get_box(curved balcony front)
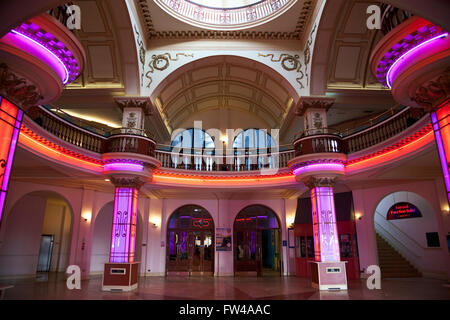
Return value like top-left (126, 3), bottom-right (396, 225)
top-left (13, 102), bottom-right (435, 189)
top-left (370, 16), bottom-right (449, 110)
top-left (0, 13), bottom-right (85, 108)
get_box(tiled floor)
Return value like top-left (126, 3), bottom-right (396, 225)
top-left (1, 273), bottom-right (449, 300)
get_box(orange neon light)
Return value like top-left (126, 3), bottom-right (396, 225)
top-left (19, 131), bottom-right (103, 172)
top-left (346, 130), bottom-right (434, 170)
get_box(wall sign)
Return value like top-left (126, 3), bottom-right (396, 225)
top-left (216, 228), bottom-right (232, 252)
top-left (387, 202), bottom-right (422, 220)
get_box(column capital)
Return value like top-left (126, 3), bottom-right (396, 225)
top-left (114, 96), bottom-right (153, 116)
top-left (304, 176), bottom-right (338, 189)
top-left (411, 67), bottom-right (450, 112)
top-left (295, 96), bottom-right (335, 116)
top-left (110, 176), bottom-right (145, 189)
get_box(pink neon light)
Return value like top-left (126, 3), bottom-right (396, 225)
top-left (103, 163), bottom-right (144, 172)
top-left (293, 163), bottom-right (345, 176)
top-left (0, 98), bottom-right (23, 226)
top-left (431, 111), bottom-right (450, 205)
top-left (9, 29), bottom-right (70, 84)
top-left (311, 186), bottom-right (340, 262)
top-left (386, 33), bottom-right (448, 89)
top-left (110, 187), bottom-right (139, 263)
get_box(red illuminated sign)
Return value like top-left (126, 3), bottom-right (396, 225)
top-left (387, 202), bottom-right (422, 220)
top-left (192, 218), bottom-right (212, 228)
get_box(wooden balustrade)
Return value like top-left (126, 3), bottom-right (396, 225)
top-left (155, 150), bottom-right (296, 171)
top-left (25, 104), bottom-right (426, 172)
top-left (380, 4), bottom-right (413, 35)
top-left (27, 105), bottom-right (105, 153)
top-left (103, 134), bottom-right (156, 157)
top-left (293, 135), bottom-right (345, 157)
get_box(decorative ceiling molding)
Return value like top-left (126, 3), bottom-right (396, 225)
top-left (137, 0), bottom-right (315, 40)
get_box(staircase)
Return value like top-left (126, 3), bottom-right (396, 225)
top-left (376, 233), bottom-right (421, 278)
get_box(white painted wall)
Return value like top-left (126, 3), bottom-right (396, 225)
top-left (353, 179), bottom-right (450, 280)
top-left (0, 194), bottom-right (47, 277)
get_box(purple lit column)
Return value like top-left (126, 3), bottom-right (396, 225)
top-left (306, 178), bottom-right (341, 262)
top-left (109, 179), bottom-right (141, 263)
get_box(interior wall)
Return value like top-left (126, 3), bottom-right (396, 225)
top-left (0, 194), bottom-right (47, 277)
top-left (41, 199), bottom-right (72, 272)
top-left (144, 198), bottom-right (289, 277)
top-left (352, 179), bottom-right (450, 280)
top-left (374, 191), bottom-right (446, 277)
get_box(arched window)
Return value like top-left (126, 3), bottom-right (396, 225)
top-left (171, 128), bottom-right (215, 154)
top-left (170, 128), bottom-right (216, 170)
top-left (232, 129), bottom-right (277, 171)
top-left (232, 129), bottom-right (275, 151)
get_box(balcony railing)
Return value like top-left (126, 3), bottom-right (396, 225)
top-left (24, 104), bottom-right (429, 172)
top-left (155, 149), bottom-right (295, 172)
top-left (380, 4), bottom-right (413, 35)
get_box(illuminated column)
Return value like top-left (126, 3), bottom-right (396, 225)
top-left (109, 179), bottom-right (142, 263)
top-left (0, 96), bottom-right (23, 227)
top-left (412, 69), bottom-right (450, 205)
top-left (305, 177), bottom-right (341, 263)
top-left (101, 174), bottom-right (146, 292)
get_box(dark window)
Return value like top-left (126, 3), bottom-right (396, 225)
top-left (426, 232), bottom-right (440, 247)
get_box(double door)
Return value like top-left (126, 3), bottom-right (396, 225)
top-left (167, 230), bottom-right (214, 275)
top-left (234, 229), bottom-right (280, 276)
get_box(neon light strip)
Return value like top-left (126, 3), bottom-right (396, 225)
top-left (293, 163), bottom-right (345, 176)
top-left (103, 163), bottom-right (144, 172)
top-left (386, 33), bottom-right (448, 89)
top-left (431, 112), bottom-right (450, 205)
top-left (10, 29), bottom-right (70, 84)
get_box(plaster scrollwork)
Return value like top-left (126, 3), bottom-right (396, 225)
top-left (134, 25), bottom-right (146, 87)
top-left (412, 68), bottom-right (450, 111)
top-left (145, 53), bottom-right (194, 88)
top-left (0, 63), bottom-right (43, 108)
top-left (304, 23), bottom-right (317, 86)
top-left (258, 53), bottom-right (305, 89)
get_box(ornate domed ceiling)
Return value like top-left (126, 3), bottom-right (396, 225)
top-left (154, 0), bottom-right (297, 30)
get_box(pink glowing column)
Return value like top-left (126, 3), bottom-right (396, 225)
top-left (110, 187), bottom-right (139, 263)
top-left (310, 185), bottom-right (341, 262)
top-left (0, 97), bottom-right (23, 227)
top-left (431, 100), bottom-right (450, 206)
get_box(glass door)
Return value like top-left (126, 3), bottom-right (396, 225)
top-left (167, 231), bottom-right (189, 272)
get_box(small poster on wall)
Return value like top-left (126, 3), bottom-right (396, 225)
top-left (216, 227), bottom-right (232, 251)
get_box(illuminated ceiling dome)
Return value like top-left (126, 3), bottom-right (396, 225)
top-left (155, 0), bottom-right (297, 30)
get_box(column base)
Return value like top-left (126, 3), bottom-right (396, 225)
top-left (102, 262), bottom-right (140, 292)
top-left (310, 261), bottom-right (348, 291)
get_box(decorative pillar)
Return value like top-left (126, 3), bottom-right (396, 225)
top-left (102, 176), bottom-right (145, 292)
top-left (295, 96), bottom-right (335, 135)
top-left (109, 177), bottom-right (144, 263)
top-left (303, 176), bottom-right (347, 290)
top-left (0, 96), bottom-right (23, 227)
top-left (305, 177), bottom-right (341, 263)
top-left (114, 96), bottom-right (152, 135)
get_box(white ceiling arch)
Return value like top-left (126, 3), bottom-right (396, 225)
top-left (150, 55), bottom-right (300, 133)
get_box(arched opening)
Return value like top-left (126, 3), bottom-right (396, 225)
top-left (90, 201), bottom-right (143, 275)
top-left (373, 191), bottom-right (442, 278)
top-left (0, 191), bottom-right (73, 278)
top-left (233, 205), bottom-right (281, 277)
top-left (166, 205), bottom-right (215, 276)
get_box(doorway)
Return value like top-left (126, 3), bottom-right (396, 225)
top-left (37, 235), bottom-right (54, 272)
top-left (234, 205), bottom-right (281, 276)
top-left (166, 205), bottom-right (214, 276)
